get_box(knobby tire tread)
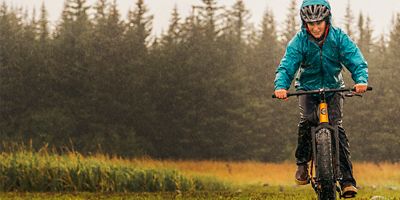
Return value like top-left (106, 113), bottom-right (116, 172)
top-left (315, 128), bottom-right (336, 200)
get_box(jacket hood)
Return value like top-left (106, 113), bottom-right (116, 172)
top-left (301, 0), bottom-right (331, 11)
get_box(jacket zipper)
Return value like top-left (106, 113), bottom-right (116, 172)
top-left (320, 47), bottom-right (324, 88)
top-left (310, 39), bottom-right (324, 89)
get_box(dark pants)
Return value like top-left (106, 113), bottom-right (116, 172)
top-left (295, 93), bottom-right (356, 187)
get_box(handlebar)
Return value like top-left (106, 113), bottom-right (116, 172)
top-left (272, 86), bottom-right (373, 98)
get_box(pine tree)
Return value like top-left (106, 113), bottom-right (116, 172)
top-left (387, 14), bottom-right (400, 78)
top-left (364, 16), bottom-right (373, 58)
top-left (200, 0), bottom-right (219, 39)
top-left (51, 0), bottom-right (93, 149)
top-left (229, 0), bottom-right (250, 43)
top-left (91, 0), bottom-right (124, 65)
top-left (125, 0), bottom-right (153, 62)
top-left (357, 13), bottom-right (373, 59)
top-left (86, 0), bottom-right (136, 154)
top-left (161, 5), bottom-right (181, 46)
top-left (259, 8), bottom-right (280, 66)
top-left (0, 5), bottom-right (49, 144)
top-left (38, 2), bottom-right (49, 44)
top-left (386, 13), bottom-right (400, 156)
top-left (94, 0), bottom-right (107, 21)
top-left (388, 14), bottom-right (400, 51)
top-left (282, 0), bottom-right (299, 45)
top-left (343, 0), bottom-right (354, 39)
top-left (250, 8), bottom-right (294, 161)
top-left (357, 13), bottom-right (364, 44)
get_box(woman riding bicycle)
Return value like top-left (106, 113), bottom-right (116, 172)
top-left (273, 0), bottom-right (368, 197)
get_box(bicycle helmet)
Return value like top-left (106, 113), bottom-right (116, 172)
top-left (300, 4), bottom-right (330, 23)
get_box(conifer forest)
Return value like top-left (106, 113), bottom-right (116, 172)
top-left (1, 0), bottom-right (399, 162)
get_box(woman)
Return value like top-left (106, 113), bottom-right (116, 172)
top-left (273, 0), bottom-right (368, 197)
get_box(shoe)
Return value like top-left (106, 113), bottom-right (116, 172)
top-left (341, 184), bottom-right (358, 198)
top-left (295, 164), bottom-right (310, 185)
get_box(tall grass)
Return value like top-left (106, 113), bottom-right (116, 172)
top-left (128, 159), bottom-right (400, 188)
top-left (0, 146), bottom-right (227, 192)
top-left (1, 143), bottom-right (398, 194)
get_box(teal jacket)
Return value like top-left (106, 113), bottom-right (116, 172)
top-left (274, 0), bottom-right (368, 91)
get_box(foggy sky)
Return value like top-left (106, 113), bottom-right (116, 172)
top-left (5, 0), bottom-right (400, 37)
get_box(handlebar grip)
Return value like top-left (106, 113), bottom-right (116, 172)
top-left (272, 93), bottom-right (293, 98)
top-left (352, 86), bottom-right (373, 91)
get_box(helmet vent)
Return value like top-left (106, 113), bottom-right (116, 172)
top-left (300, 4), bottom-right (330, 23)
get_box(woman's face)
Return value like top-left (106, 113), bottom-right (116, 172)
top-left (307, 20), bottom-right (326, 39)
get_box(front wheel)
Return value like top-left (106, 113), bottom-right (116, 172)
top-left (315, 128), bottom-right (336, 200)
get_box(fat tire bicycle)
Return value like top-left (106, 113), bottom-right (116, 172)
top-left (273, 86), bottom-right (372, 200)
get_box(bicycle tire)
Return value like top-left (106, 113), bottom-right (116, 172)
top-left (315, 128), bottom-right (336, 200)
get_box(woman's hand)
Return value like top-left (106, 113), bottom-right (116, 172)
top-left (354, 84), bottom-right (368, 94)
top-left (274, 89), bottom-right (288, 100)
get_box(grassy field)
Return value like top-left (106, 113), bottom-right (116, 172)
top-left (130, 158), bottom-right (400, 188)
top-left (0, 148), bottom-right (399, 199)
top-left (0, 186), bottom-right (399, 199)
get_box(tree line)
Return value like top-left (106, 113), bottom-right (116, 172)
top-left (0, 0), bottom-right (399, 162)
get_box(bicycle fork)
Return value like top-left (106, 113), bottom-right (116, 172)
top-left (310, 100), bottom-right (343, 196)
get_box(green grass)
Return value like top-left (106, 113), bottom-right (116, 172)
top-left (0, 185), bottom-right (399, 199)
top-left (0, 150), bottom-right (228, 193)
top-left (0, 146), bottom-right (399, 199)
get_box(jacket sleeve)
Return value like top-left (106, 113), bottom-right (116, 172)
top-left (339, 31), bottom-right (368, 84)
top-left (274, 35), bottom-right (304, 90)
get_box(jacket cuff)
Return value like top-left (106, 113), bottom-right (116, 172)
top-left (274, 85), bottom-right (288, 90)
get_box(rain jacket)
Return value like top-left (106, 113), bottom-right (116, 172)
top-left (274, 0), bottom-right (368, 91)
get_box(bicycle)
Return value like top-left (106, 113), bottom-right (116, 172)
top-left (273, 86), bottom-right (372, 200)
